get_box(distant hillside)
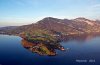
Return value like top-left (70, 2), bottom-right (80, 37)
top-left (0, 26), bottom-right (18, 30)
top-left (0, 17), bottom-right (100, 35)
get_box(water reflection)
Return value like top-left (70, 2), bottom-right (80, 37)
top-left (21, 39), bottom-right (65, 56)
top-left (63, 34), bottom-right (100, 42)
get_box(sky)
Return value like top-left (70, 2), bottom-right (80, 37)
top-left (0, 0), bottom-right (100, 27)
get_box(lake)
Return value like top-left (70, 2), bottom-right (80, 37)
top-left (0, 34), bottom-right (100, 65)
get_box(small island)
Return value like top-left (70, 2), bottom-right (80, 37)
top-left (20, 32), bottom-right (65, 56)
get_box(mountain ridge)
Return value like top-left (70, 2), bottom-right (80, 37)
top-left (0, 17), bottom-right (100, 36)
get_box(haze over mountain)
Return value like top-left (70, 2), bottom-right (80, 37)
top-left (0, 17), bottom-right (100, 36)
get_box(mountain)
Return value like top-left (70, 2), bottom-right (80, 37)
top-left (0, 26), bottom-right (18, 34)
top-left (0, 17), bottom-right (100, 35)
top-left (0, 26), bottom-right (18, 30)
top-left (72, 17), bottom-right (100, 33)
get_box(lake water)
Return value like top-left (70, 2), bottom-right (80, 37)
top-left (0, 34), bottom-right (100, 65)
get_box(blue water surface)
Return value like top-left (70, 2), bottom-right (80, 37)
top-left (0, 34), bottom-right (100, 65)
